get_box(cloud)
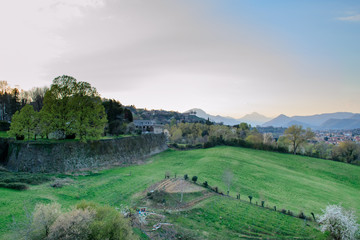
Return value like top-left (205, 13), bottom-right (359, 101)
top-left (337, 14), bottom-right (360, 22)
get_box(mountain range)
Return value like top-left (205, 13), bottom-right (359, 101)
top-left (185, 108), bottom-right (271, 126)
top-left (185, 108), bottom-right (360, 130)
top-left (262, 112), bottom-right (360, 130)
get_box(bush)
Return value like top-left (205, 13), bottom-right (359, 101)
top-left (50, 178), bottom-right (74, 188)
top-left (0, 182), bottom-right (28, 190)
top-left (76, 201), bottom-right (138, 240)
top-left (184, 174), bottom-right (188, 180)
top-left (48, 208), bottom-right (94, 240)
top-left (30, 202), bottom-right (62, 240)
top-left (192, 176), bottom-right (198, 183)
top-left (298, 211), bottom-right (306, 219)
top-left (318, 204), bottom-right (359, 240)
top-left (203, 181), bottom-right (208, 188)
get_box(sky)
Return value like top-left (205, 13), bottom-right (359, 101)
top-left (0, 0), bottom-right (359, 118)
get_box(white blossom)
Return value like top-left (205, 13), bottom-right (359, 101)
top-left (318, 204), bottom-right (359, 240)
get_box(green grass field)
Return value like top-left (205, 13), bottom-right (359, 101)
top-left (1, 146), bottom-right (359, 239)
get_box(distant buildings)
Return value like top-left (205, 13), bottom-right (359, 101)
top-left (133, 120), bottom-right (164, 134)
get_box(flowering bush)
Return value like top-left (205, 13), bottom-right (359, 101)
top-left (318, 204), bottom-right (359, 240)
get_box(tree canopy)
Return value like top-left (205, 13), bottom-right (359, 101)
top-left (10, 76), bottom-right (107, 141)
top-left (8, 105), bottom-right (38, 140)
top-left (284, 125), bottom-right (315, 154)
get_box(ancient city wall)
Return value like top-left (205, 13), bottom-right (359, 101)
top-left (5, 134), bottom-right (167, 173)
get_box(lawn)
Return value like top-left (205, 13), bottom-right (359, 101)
top-left (1, 146), bottom-right (359, 239)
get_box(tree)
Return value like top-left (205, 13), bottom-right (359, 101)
top-left (42, 75), bottom-right (107, 141)
top-left (334, 141), bottom-right (360, 164)
top-left (318, 204), bottom-right (359, 240)
top-left (8, 105), bottom-right (38, 140)
top-left (29, 86), bottom-right (48, 111)
top-left (284, 125), bottom-right (315, 154)
top-left (70, 93), bottom-right (107, 141)
top-left (192, 176), bottom-right (198, 183)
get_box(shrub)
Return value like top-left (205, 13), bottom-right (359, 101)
top-left (0, 182), bottom-right (28, 190)
top-left (298, 211), bottom-right (306, 219)
top-left (213, 186), bottom-right (218, 193)
top-left (30, 202), bottom-right (62, 239)
top-left (184, 174), bottom-right (188, 180)
top-left (192, 176), bottom-right (198, 183)
top-left (76, 201), bottom-right (138, 240)
top-left (248, 195), bottom-right (253, 203)
top-left (287, 210), bottom-right (294, 216)
top-left (203, 181), bottom-right (208, 188)
top-left (48, 208), bottom-right (94, 240)
top-left (50, 178), bottom-right (74, 188)
top-left (318, 204), bottom-right (359, 240)
top-left (281, 209), bottom-right (287, 214)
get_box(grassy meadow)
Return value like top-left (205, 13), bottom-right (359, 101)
top-left (1, 146), bottom-right (359, 239)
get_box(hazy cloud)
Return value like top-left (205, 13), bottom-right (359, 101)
top-left (337, 14), bottom-right (360, 22)
top-left (0, 0), bottom-right (359, 117)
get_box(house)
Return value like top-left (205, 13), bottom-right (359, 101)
top-left (134, 120), bottom-right (164, 134)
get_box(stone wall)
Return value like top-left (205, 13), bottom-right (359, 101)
top-left (5, 134), bottom-right (167, 173)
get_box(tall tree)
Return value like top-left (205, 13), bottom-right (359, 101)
top-left (284, 125), bottom-right (315, 154)
top-left (8, 105), bottom-right (38, 140)
top-left (42, 75), bottom-right (107, 141)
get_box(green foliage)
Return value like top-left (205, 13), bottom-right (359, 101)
top-left (8, 105), bottom-right (38, 140)
top-left (76, 201), bottom-right (138, 240)
top-left (332, 141), bottom-right (360, 164)
top-left (47, 208), bottom-right (94, 240)
top-left (284, 125), bottom-right (315, 154)
top-left (192, 176), bottom-right (198, 183)
top-left (0, 170), bottom-right (52, 191)
top-left (42, 75), bottom-right (107, 141)
top-left (0, 182), bottom-right (28, 190)
top-left (102, 99), bottom-right (133, 136)
top-left (30, 202), bottom-right (62, 240)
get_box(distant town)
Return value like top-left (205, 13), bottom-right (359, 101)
top-left (314, 129), bottom-right (360, 145)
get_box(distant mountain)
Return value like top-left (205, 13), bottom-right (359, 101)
top-left (185, 108), bottom-right (270, 126)
top-left (262, 114), bottom-right (292, 127)
top-left (238, 112), bottom-right (271, 126)
top-left (185, 108), bottom-right (241, 125)
top-left (320, 119), bottom-right (360, 130)
top-left (263, 112), bottom-right (360, 130)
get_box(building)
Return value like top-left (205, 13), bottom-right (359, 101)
top-left (133, 120), bottom-right (164, 134)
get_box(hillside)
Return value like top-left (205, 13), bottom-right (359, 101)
top-left (1, 146), bottom-right (359, 239)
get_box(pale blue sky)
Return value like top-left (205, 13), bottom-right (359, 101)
top-left (0, 0), bottom-right (359, 117)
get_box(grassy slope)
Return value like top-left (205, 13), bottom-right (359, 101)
top-left (1, 146), bottom-right (359, 239)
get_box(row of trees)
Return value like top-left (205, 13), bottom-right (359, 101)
top-left (166, 122), bottom-right (360, 164)
top-left (0, 81), bottom-right (48, 122)
top-left (9, 76), bottom-right (107, 141)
